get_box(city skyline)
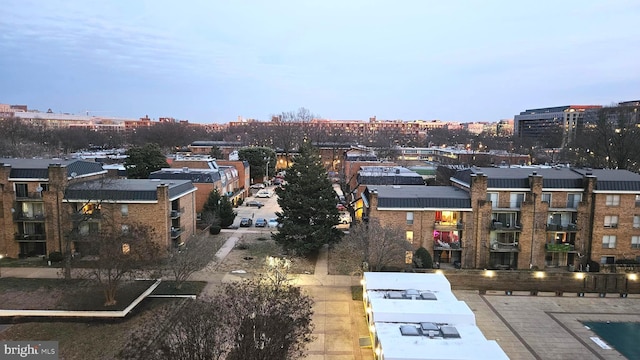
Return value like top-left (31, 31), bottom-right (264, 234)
top-left (1, 0), bottom-right (639, 123)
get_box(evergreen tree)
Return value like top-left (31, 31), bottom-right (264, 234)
top-left (273, 143), bottom-right (342, 255)
top-left (202, 189), bottom-right (236, 227)
top-left (218, 195), bottom-right (236, 227)
top-left (124, 143), bottom-right (169, 179)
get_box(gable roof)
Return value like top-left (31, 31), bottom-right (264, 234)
top-left (65, 179), bottom-right (195, 202)
top-left (368, 185), bottom-right (471, 210)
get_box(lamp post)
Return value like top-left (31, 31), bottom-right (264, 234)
top-left (0, 254), bottom-right (4, 277)
top-left (264, 157), bottom-right (271, 185)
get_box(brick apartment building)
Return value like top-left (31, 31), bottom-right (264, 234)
top-left (0, 159), bottom-right (196, 258)
top-left (363, 167), bottom-right (640, 271)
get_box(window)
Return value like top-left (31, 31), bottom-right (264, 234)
top-left (122, 243), bottom-right (130, 254)
top-left (567, 193), bottom-right (581, 208)
top-left (541, 193), bottom-right (552, 204)
top-left (121, 204), bottom-right (129, 217)
top-left (634, 215), bottom-right (640, 229)
top-left (39, 183), bottom-right (49, 192)
top-left (636, 195), bottom-right (640, 207)
top-left (406, 212), bottom-right (413, 225)
top-left (602, 235), bottom-right (616, 249)
top-left (15, 183), bottom-right (28, 198)
top-left (604, 216), bottom-right (619, 228)
top-left (405, 251), bottom-right (413, 264)
top-left (406, 231), bottom-right (413, 243)
top-left (487, 193), bottom-right (498, 208)
top-left (606, 195), bottom-right (620, 206)
top-left (632, 236), bottom-right (640, 249)
top-left (600, 256), bottom-right (615, 265)
top-left (121, 224), bottom-right (129, 233)
top-left (510, 193), bottom-right (525, 208)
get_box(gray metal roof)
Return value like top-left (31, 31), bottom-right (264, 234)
top-left (452, 167), bottom-right (584, 189)
top-left (149, 168), bottom-right (221, 183)
top-left (572, 168), bottom-right (640, 191)
top-left (65, 179), bottom-right (194, 202)
top-left (1, 158), bottom-right (105, 179)
top-left (368, 185), bottom-right (471, 209)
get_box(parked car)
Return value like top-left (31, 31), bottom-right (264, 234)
top-left (254, 218), bottom-right (267, 227)
top-left (256, 190), bottom-right (272, 198)
top-left (245, 200), bottom-right (264, 208)
top-left (240, 218), bottom-right (253, 227)
top-left (250, 183), bottom-right (265, 189)
top-left (268, 218), bottom-right (279, 228)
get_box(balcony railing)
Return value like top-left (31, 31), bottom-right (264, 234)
top-left (14, 213), bottom-right (46, 221)
top-left (490, 242), bottom-right (520, 252)
top-left (14, 233), bottom-right (46, 241)
top-left (15, 192), bottom-right (44, 200)
top-left (170, 207), bottom-right (185, 219)
top-left (490, 222), bottom-right (522, 231)
top-left (434, 222), bottom-right (464, 231)
top-left (171, 227), bottom-right (184, 239)
top-left (434, 241), bottom-right (462, 251)
top-left (546, 223), bottom-right (578, 232)
top-left (545, 243), bottom-right (575, 252)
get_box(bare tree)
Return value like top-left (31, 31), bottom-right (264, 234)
top-left (122, 272), bottom-right (314, 359)
top-left (82, 221), bottom-right (164, 306)
top-left (331, 219), bottom-right (412, 273)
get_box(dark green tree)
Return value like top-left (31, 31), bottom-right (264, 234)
top-left (273, 143), bottom-right (342, 256)
top-left (209, 145), bottom-right (224, 160)
top-left (414, 247), bottom-right (433, 269)
top-left (124, 143), bottom-right (169, 179)
top-left (202, 189), bottom-right (236, 228)
top-left (238, 147), bottom-right (276, 183)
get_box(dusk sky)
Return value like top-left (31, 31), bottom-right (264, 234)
top-left (1, 0), bottom-right (639, 124)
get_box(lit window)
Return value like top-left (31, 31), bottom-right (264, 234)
top-left (605, 195), bottom-right (620, 206)
top-left (122, 243), bottom-right (130, 254)
top-left (406, 212), bottom-right (414, 225)
top-left (602, 235), bottom-right (616, 249)
top-left (604, 216), bottom-right (619, 228)
top-left (632, 236), bottom-right (640, 249)
top-left (406, 231), bottom-right (414, 243)
top-left (121, 204), bottom-right (128, 217)
top-left (405, 251), bottom-right (413, 264)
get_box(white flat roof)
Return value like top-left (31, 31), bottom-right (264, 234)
top-left (366, 289), bottom-right (459, 302)
top-left (363, 272), bottom-right (451, 292)
top-left (368, 298), bottom-right (475, 326)
top-left (374, 322), bottom-right (509, 360)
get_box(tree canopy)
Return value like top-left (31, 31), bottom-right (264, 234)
top-left (238, 147), bottom-right (277, 183)
top-left (202, 189), bottom-right (236, 227)
top-left (273, 143), bottom-right (342, 256)
top-left (124, 143), bottom-right (170, 179)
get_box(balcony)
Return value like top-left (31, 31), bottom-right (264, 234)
top-left (14, 233), bottom-right (46, 241)
top-left (546, 223), bottom-right (578, 232)
top-left (170, 227), bottom-right (184, 239)
top-left (15, 192), bottom-right (44, 201)
top-left (434, 222), bottom-right (464, 231)
top-left (14, 213), bottom-right (46, 221)
top-left (490, 222), bottom-right (522, 231)
top-left (545, 243), bottom-right (575, 252)
top-left (490, 242), bottom-right (520, 252)
top-left (170, 207), bottom-right (185, 219)
top-left (434, 241), bottom-right (462, 251)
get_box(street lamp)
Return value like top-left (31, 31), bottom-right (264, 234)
top-left (264, 157), bottom-right (271, 185)
top-left (0, 254), bottom-right (4, 277)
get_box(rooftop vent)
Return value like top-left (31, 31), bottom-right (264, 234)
top-left (420, 292), bottom-right (437, 300)
top-left (182, 167), bottom-right (189, 173)
top-left (420, 322), bottom-right (439, 332)
top-left (440, 326), bottom-right (461, 339)
top-left (532, 171), bottom-right (537, 175)
top-left (385, 291), bottom-right (404, 300)
top-left (399, 325), bottom-right (421, 336)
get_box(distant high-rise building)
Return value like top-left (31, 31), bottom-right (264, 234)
top-left (514, 105), bottom-right (601, 147)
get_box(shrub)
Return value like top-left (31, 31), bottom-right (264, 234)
top-left (413, 247), bottom-right (433, 269)
top-left (48, 251), bottom-right (64, 262)
top-left (209, 225), bottom-right (222, 235)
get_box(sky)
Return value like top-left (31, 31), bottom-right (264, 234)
top-left (1, 1), bottom-right (639, 124)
